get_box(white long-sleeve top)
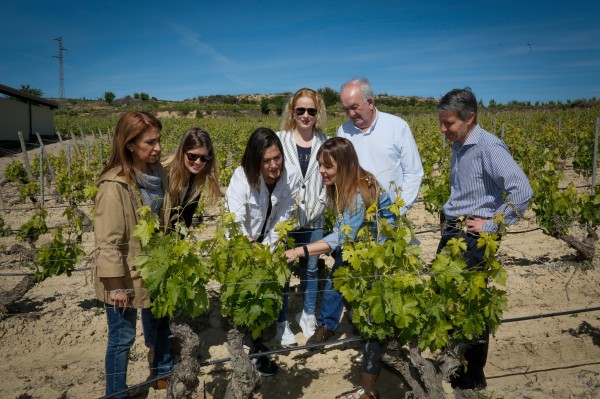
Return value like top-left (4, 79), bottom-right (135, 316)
top-left (225, 166), bottom-right (300, 246)
top-left (338, 109), bottom-right (423, 214)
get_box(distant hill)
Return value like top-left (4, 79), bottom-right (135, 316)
top-left (49, 93), bottom-right (600, 119)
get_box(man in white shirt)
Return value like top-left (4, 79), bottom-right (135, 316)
top-left (337, 77), bottom-right (423, 212)
top-left (308, 77), bottom-right (423, 350)
top-left (305, 78), bottom-right (424, 395)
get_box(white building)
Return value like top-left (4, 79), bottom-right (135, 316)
top-left (0, 83), bottom-right (59, 143)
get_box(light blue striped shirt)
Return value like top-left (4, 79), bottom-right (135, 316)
top-left (443, 124), bottom-right (533, 231)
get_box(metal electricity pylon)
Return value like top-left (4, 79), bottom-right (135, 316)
top-left (53, 37), bottom-right (67, 99)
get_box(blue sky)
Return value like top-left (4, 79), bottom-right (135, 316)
top-left (2, 0), bottom-right (599, 104)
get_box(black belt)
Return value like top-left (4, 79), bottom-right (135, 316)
top-left (443, 216), bottom-right (492, 238)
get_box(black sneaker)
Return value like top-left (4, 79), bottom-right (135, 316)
top-left (249, 340), bottom-right (278, 377)
top-left (451, 370), bottom-right (487, 391)
top-left (251, 355), bottom-right (279, 377)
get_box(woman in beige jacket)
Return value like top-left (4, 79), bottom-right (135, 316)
top-left (94, 111), bottom-right (173, 398)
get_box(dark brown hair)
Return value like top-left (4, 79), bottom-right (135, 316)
top-left (241, 127), bottom-right (285, 192)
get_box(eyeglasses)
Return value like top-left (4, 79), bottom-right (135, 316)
top-left (294, 107), bottom-right (317, 117)
top-left (186, 152), bottom-right (212, 162)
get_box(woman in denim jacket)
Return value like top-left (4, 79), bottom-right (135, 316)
top-left (284, 137), bottom-right (395, 399)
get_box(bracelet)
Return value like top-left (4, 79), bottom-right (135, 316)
top-left (302, 245), bottom-right (309, 258)
top-left (111, 288), bottom-right (132, 296)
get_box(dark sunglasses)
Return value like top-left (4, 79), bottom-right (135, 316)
top-left (186, 152), bottom-right (212, 162)
top-left (294, 107), bottom-right (317, 117)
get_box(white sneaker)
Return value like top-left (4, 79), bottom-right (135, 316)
top-left (275, 321), bottom-right (297, 346)
top-left (295, 311), bottom-right (317, 338)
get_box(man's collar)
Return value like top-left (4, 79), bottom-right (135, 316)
top-left (357, 108), bottom-right (378, 134)
top-left (454, 124), bottom-right (481, 149)
top-left (463, 124), bottom-right (481, 145)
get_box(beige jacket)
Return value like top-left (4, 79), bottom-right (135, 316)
top-left (93, 166), bottom-right (171, 308)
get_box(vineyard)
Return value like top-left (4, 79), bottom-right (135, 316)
top-left (0, 107), bottom-right (599, 399)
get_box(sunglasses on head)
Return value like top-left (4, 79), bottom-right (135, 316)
top-left (294, 107), bottom-right (317, 116)
top-left (186, 152), bottom-right (212, 162)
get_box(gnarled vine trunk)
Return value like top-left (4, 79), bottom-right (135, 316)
top-left (381, 338), bottom-right (465, 399)
top-left (0, 274), bottom-right (36, 321)
top-left (557, 225), bottom-right (597, 261)
top-left (224, 326), bottom-right (260, 399)
top-left (167, 318), bottom-right (201, 399)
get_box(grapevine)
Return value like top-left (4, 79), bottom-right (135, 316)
top-left (34, 206), bottom-right (85, 282)
top-left (134, 206), bottom-right (211, 319)
top-left (333, 196), bottom-right (507, 396)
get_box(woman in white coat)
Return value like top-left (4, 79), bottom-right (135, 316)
top-left (226, 127), bottom-right (300, 373)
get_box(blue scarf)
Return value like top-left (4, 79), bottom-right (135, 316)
top-left (137, 166), bottom-right (164, 216)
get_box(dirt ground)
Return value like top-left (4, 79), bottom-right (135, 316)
top-left (0, 143), bottom-right (599, 399)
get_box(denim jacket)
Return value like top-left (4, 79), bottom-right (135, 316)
top-left (322, 190), bottom-right (396, 251)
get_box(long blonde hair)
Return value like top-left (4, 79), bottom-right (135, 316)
top-left (163, 127), bottom-right (220, 205)
top-left (317, 137), bottom-right (378, 214)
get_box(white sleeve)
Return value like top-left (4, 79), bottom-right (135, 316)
top-left (264, 170), bottom-right (300, 246)
top-left (398, 124), bottom-right (424, 210)
top-left (225, 167), bottom-right (251, 237)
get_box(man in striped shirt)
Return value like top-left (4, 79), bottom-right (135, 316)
top-left (437, 87), bottom-right (533, 391)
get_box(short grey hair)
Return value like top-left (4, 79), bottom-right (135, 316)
top-left (341, 78), bottom-right (374, 102)
top-left (437, 87), bottom-right (478, 124)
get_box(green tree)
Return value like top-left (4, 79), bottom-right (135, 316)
top-left (318, 87), bottom-right (338, 107)
top-left (272, 95), bottom-right (287, 115)
top-left (20, 84), bottom-right (43, 97)
top-left (260, 98), bottom-right (270, 115)
top-left (104, 91), bottom-right (116, 104)
top-left (140, 92), bottom-right (150, 102)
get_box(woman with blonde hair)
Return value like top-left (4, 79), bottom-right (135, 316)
top-left (284, 137), bottom-right (396, 399)
top-left (276, 88), bottom-right (328, 342)
top-left (163, 127), bottom-right (220, 228)
top-left (94, 111), bottom-right (173, 397)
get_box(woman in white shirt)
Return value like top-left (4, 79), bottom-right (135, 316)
top-left (226, 127), bottom-right (300, 359)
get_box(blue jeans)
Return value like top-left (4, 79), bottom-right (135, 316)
top-left (316, 248), bottom-right (345, 331)
top-left (363, 339), bottom-right (383, 375)
top-left (277, 228), bottom-right (324, 323)
top-left (277, 281), bottom-right (291, 323)
top-left (289, 228), bottom-right (324, 315)
top-left (141, 308), bottom-right (173, 377)
top-left (105, 306), bottom-right (173, 398)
